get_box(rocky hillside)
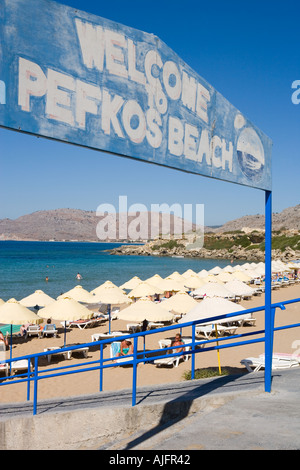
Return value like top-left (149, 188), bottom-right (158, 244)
top-left (215, 205), bottom-right (300, 232)
top-left (0, 208), bottom-right (197, 242)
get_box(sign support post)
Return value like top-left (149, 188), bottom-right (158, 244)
top-left (264, 190), bottom-right (273, 392)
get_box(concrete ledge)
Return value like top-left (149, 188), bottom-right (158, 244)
top-left (0, 372), bottom-right (265, 450)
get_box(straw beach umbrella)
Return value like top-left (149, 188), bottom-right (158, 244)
top-left (92, 286), bottom-right (132, 333)
top-left (19, 290), bottom-right (55, 309)
top-left (145, 274), bottom-right (163, 286)
top-left (128, 282), bottom-right (164, 300)
top-left (182, 269), bottom-right (198, 278)
top-left (168, 271), bottom-right (185, 282)
top-left (232, 271), bottom-right (252, 283)
top-left (57, 285), bottom-right (96, 304)
top-left (90, 280), bottom-right (123, 296)
top-left (183, 275), bottom-right (206, 290)
top-left (39, 296), bottom-right (94, 346)
top-left (117, 297), bottom-right (174, 323)
top-left (0, 298), bottom-right (43, 362)
top-left (215, 272), bottom-right (234, 283)
top-left (158, 277), bottom-right (187, 293)
top-left (208, 266), bottom-right (223, 275)
top-left (162, 290), bottom-right (198, 314)
top-left (120, 276), bottom-right (142, 290)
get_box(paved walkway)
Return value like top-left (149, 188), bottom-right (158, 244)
top-left (1, 368), bottom-right (300, 450)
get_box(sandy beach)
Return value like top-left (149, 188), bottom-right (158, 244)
top-left (0, 283), bottom-right (299, 404)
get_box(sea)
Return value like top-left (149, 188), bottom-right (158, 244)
top-left (0, 240), bottom-right (243, 302)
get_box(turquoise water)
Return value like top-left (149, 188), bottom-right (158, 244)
top-left (0, 240), bottom-right (239, 302)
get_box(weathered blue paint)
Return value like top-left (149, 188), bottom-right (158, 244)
top-left (0, 0), bottom-right (272, 190)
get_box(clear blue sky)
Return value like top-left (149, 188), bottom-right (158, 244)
top-left (1, 0), bottom-right (300, 226)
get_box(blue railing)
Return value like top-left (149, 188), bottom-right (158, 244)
top-left (0, 297), bottom-right (299, 415)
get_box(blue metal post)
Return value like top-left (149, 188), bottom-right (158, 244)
top-left (27, 358), bottom-right (31, 401)
top-left (265, 190), bottom-right (273, 392)
top-left (99, 343), bottom-right (103, 392)
top-left (191, 324), bottom-right (196, 380)
top-left (132, 337), bottom-right (138, 406)
top-left (33, 356), bottom-right (39, 415)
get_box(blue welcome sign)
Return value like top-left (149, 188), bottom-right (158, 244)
top-left (0, 0), bottom-right (272, 190)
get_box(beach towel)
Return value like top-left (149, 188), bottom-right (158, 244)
top-left (111, 342), bottom-right (121, 357)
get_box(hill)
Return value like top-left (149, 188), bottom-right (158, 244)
top-left (0, 208), bottom-right (198, 242)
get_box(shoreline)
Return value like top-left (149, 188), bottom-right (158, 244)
top-left (0, 283), bottom-right (299, 405)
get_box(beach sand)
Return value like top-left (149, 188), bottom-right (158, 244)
top-left (0, 284), bottom-right (299, 404)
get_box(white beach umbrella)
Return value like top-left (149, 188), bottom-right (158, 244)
top-left (178, 297), bottom-right (249, 325)
top-left (162, 290), bottom-right (198, 314)
top-left (215, 272), bottom-right (234, 283)
top-left (57, 285), bottom-right (96, 304)
top-left (182, 269), bottom-right (198, 278)
top-left (117, 297), bottom-right (174, 323)
top-left (242, 269), bottom-right (261, 280)
top-left (208, 266), bottom-right (222, 275)
top-left (192, 282), bottom-right (235, 299)
top-left (201, 275), bottom-right (224, 284)
top-left (0, 299), bottom-right (4, 306)
top-left (225, 280), bottom-right (257, 297)
top-left (19, 290), bottom-right (55, 309)
top-left (232, 271), bottom-right (252, 283)
top-left (198, 269), bottom-right (209, 278)
top-left (222, 265), bottom-right (234, 273)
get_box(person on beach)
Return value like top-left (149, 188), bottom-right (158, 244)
top-left (171, 333), bottom-right (184, 354)
top-left (117, 339), bottom-right (134, 357)
top-left (0, 331), bottom-right (9, 350)
top-left (141, 319), bottom-right (149, 332)
top-left (20, 323), bottom-right (32, 337)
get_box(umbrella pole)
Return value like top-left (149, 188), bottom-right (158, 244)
top-left (64, 323), bottom-right (67, 347)
top-left (108, 304), bottom-right (111, 334)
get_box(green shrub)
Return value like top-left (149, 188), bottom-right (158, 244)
top-left (183, 367), bottom-right (230, 380)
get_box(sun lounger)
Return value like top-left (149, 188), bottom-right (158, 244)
top-left (127, 323), bottom-right (142, 333)
top-left (154, 346), bottom-right (191, 368)
top-left (110, 341), bottom-right (133, 365)
top-left (91, 331), bottom-right (124, 341)
top-left (10, 360), bottom-right (33, 375)
top-left (195, 324), bottom-right (237, 339)
top-left (25, 325), bottom-right (42, 339)
top-left (44, 347), bottom-right (69, 363)
top-left (0, 362), bottom-right (9, 377)
top-left (68, 346), bottom-right (89, 359)
top-left (148, 322), bottom-right (165, 329)
top-left (42, 324), bottom-right (58, 338)
top-left (241, 354), bottom-right (300, 372)
top-left (68, 319), bottom-right (99, 329)
top-left (154, 339), bottom-right (191, 368)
